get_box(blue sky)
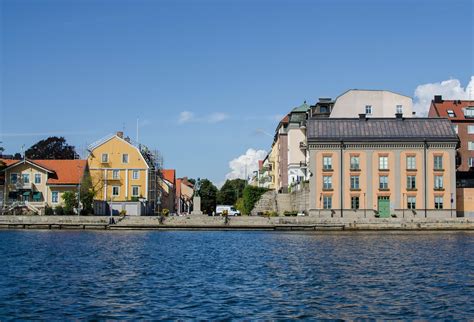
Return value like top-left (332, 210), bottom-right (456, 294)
top-left (1, 0), bottom-right (473, 185)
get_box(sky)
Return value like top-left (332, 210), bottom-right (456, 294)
top-left (1, 0), bottom-right (473, 186)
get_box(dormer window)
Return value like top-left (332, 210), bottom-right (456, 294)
top-left (447, 109), bottom-right (455, 117)
top-left (365, 105), bottom-right (373, 115)
top-left (464, 107), bottom-right (474, 118)
top-left (396, 105), bottom-right (403, 114)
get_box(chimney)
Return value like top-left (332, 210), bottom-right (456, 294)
top-left (125, 136), bottom-right (131, 143)
top-left (359, 113), bottom-right (366, 120)
top-left (116, 131), bottom-right (124, 138)
top-left (434, 95), bottom-right (443, 103)
top-left (395, 113), bottom-right (403, 120)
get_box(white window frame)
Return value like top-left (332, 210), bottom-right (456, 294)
top-left (434, 175), bottom-right (443, 189)
top-left (453, 125), bottom-right (458, 134)
top-left (34, 173), bottom-right (41, 184)
top-left (447, 109), bottom-right (455, 117)
top-left (323, 176), bottom-right (332, 189)
top-left (468, 125), bottom-right (474, 134)
top-left (112, 170), bottom-right (120, 179)
top-left (407, 196), bottom-right (416, 209)
top-left (379, 176), bottom-right (388, 189)
top-left (351, 196), bottom-right (359, 210)
top-left (350, 156), bottom-right (360, 170)
top-left (464, 108), bottom-right (474, 118)
top-left (51, 191), bottom-right (59, 204)
top-left (323, 156), bottom-right (332, 170)
top-left (132, 170), bottom-right (139, 180)
top-left (407, 175), bottom-right (416, 189)
top-left (350, 175), bottom-right (360, 189)
top-left (396, 105), bottom-right (403, 114)
top-left (434, 155), bottom-right (443, 169)
top-left (379, 156), bottom-right (388, 170)
top-left (365, 105), bottom-right (372, 115)
top-left (434, 196), bottom-right (443, 209)
top-left (132, 186), bottom-right (140, 197)
top-left (469, 157), bottom-right (474, 167)
top-left (122, 153), bottom-right (129, 164)
top-left (10, 173), bottom-right (18, 184)
top-left (323, 196), bottom-right (332, 209)
top-left (22, 173), bottom-right (30, 184)
top-left (112, 186), bottom-right (120, 197)
top-left (101, 153), bottom-right (109, 163)
top-left (406, 156), bottom-right (416, 170)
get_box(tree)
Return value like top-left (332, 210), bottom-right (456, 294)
top-left (25, 136), bottom-right (79, 159)
top-left (197, 179), bottom-right (218, 215)
top-left (217, 179), bottom-right (246, 206)
top-left (80, 175), bottom-right (96, 215)
top-left (242, 185), bottom-right (269, 215)
top-left (62, 191), bottom-right (78, 215)
top-left (0, 143), bottom-right (4, 170)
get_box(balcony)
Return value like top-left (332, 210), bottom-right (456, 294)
top-left (9, 182), bottom-right (32, 191)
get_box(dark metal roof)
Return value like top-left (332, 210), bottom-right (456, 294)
top-left (307, 117), bottom-right (458, 142)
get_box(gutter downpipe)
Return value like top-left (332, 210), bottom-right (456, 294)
top-left (424, 139), bottom-right (427, 218)
top-left (340, 140), bottom-right (344, 218)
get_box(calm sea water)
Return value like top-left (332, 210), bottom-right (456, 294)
top-left (0, 230), bottom-right (472, 320)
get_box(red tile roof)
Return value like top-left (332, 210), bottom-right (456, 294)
top-left (429, 99), bottom-right (474, 121)
top-left (0, 159), bottom-right (20, 167)
top-left (2, 159), bottom-right (87, 185)
top-left (162, 169), bottom-right (176, 185)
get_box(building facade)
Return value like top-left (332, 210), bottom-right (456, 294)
top-left (1, 159), bottom-right (88, 213)
top-left (307, 116), bottom-right (458, 218)
top-left (287, 102), bottom-right (310, 187)
top-left (159, 169), bottom-right (176, 213)
top-left (87, 132), bottom-right (160, 215)
top-left (330, 89), bottom-right (414, 118)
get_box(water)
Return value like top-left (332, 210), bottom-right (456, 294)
top-left (0, 230), bottom-right (472, 320)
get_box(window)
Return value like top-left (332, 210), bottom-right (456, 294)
top-left (468, 125), bottom-right (474, 134)
top-left (34, 174), bottom-right (41, 184)
top-left (407, 176), bottom-right (416, 189)
top-left (407, 196), bottom-right (416, 209)
top-left (323, 196), bottom-right (332, 209)
top-left (396, 105), bottom-right (403, 114)
top-left (101, 153), bottom-right (109, 163)
top-left (447, 109), bottom-right (456, 117)
top-left (22, 174), bottom-right (30, 184)
top-left (434, 155), bottom-right (443, 170)
top-left (435, 196), bottom-right (443, 209)
top-left (10, 173), bottom-right (18, 184)
top-left (350, 156), bottom-right (360, 170)
top-left (469, 157), bottom-right (474, 167)
top-left (350, 176), bottom-right (360, 189)
top-left (52, 191), bottom-right (59, 204)
top-left (379, 156), bottom-right (388, 170)
top-left (132, 170), bottom-right (139, 180)
top-left (379, 176), bottom-right (388, 189)
top-left (351, 196), bottom-right (360, 210)
top-left (132, 186), bottom-right (140, 197)
top-left (122, 154), bottom-right (129, 164)
top-left (435, 175), bottom-right (443, 189)
top-left (323, 156), bottom-right (332, 170)
top-left (112, 186), bottom-right (120, 197)
top-left (365, 105), bottom-right (372, 115)
top-left (323, 176), bottom-right (332, 189)
top-left (453, 125), bottom-right (458, 134)
top-left (464, 108), bottom-right (474, 118)
top-left (406, 156), bottom-right (416, 170)
top-left (112, 170), bottom-right (120, 179)
top-left (469, 142), bottom-right (474, 151)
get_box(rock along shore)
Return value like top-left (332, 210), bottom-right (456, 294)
top-left (0, 215), bottom-right (473, 231)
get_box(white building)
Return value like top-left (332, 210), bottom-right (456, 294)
top-left (330, 89), bottom-right (414, 118)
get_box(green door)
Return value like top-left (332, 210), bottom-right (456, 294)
top-left (378, 197), bottom-right (390, 218)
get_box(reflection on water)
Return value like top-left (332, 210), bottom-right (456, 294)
top-left (0, 230), bottom-right (472, 319)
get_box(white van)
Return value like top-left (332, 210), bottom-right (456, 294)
top-left (216, 205), bottom-right (241, 216)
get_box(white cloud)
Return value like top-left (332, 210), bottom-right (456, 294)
top-left (413, 76), bottom-right (474, 116)
top-left (225, 148), bottom-right (267, 181)
top-left (177, 111), bottom-right (229, 124)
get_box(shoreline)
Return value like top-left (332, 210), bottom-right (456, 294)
top-left (0, 215), bottom-right (473, 231)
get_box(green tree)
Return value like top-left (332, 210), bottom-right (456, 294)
top-left (242, 185), bottom-right (269, 215)
top-left (0, 143), bottom-right (4, 170)
top-left (80, 175), bottom-right (96, 215)
top-left (62, 191), bottom-right (78, 215)
top-left (217, 179), bottom-right (246, 206)
top-left (197, 178), bottom-right (218, 215)
top-left (25, 136), bottom-right (79, 159)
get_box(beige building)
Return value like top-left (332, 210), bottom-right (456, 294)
top-left (330, 89), bottom-right (414, 118)
top-left (307, 115), bottom-right (458, 218)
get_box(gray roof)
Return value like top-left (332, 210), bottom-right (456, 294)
top-left (307, 117), bottom-right (458, 142)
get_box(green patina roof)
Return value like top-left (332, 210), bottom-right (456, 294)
top-left (292, 101), bottom-right (310, 113)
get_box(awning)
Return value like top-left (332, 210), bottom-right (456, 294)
top-left (33, 192), bottom-right (42, 201)
top-left (23, 191), bottom-right (30, 196)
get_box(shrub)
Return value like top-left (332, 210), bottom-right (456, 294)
top-left (242, 186), bottom-right (269, 215)
top-left (119, 210), bottom-right (127, 216)
top-left (234, 197), bottom-right (245, 215)
top-left (44, 206), bottom-right (54, 216)
top-left (264, 211), bottom-right (279, 217)
top-left (62, 191), bottom-right (78, 215)
top-left (284, 211), bottom-right (298, 217)
top-left (161, 208), bottom-right (169, 217)
top-left (54, 206), bottom-right (65, 216)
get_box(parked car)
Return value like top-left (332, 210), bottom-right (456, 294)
top-left (216, 205), bottom-right (241, 216)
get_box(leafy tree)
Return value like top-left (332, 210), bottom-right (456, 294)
top-left (197, 178), bottom-right (218, 215)
top-left (25, 136), bottom-right (79, 159)
top-left (62, 191), bottom-right (78, 215)
top-left (188, 178), bottom-right (196, 185)
top-left (217, 179), bottom-right (246, 206)
top-left (242, 185), bottom-right (269, 215)
top-left (80, 175), bottom-right (96, 215)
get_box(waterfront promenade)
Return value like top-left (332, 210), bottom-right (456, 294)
top-left (0, 215), bottom-right (473, 231)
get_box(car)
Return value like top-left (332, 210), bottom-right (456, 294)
top-left (216, 205), bottom-right (241, 216)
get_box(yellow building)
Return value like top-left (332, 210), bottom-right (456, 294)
top-left (307, 116), bottom-right (459, 218)
top-left (87, 132), bottom-right (159, 215)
